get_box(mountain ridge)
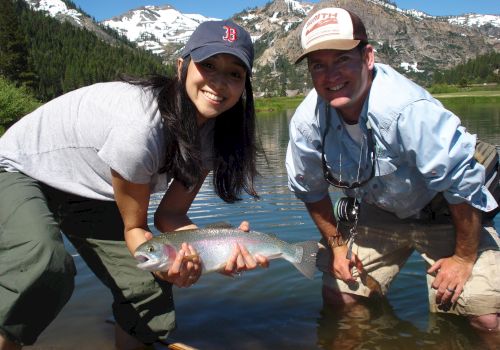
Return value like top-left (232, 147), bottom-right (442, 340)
top-left (22, 0), bottom-right (500, 90)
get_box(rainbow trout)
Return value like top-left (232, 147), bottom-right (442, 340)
top-left (134, 227), bottom-right (319, 279)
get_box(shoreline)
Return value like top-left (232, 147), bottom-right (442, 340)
top-left (255, 90), bottom-right (500, 112)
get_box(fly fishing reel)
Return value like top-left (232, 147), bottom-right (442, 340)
top-left (333, 197), bottom-right (360, 226)
top-left (333, 197), bottom-right (361, 260)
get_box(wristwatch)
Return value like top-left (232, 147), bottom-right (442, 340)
top-left (326, 234), bottom-right (346, 249)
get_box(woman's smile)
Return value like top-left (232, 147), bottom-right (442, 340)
top-left (202, 90), bottom-right (224, 103)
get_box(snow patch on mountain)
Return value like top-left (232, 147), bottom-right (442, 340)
top-left (448, 14), bottom-right (500, 28)
top-left (102, 5), bottom-right (219, 54)
top-left (25, 0), bottom-right (84, 24)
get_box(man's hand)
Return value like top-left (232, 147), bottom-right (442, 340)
top-left (428, 254), bottom-right (474, 304)
top-left (331, 245), bottom-right (363, 283)
top-left (429, 202), bottom-right (481, 305)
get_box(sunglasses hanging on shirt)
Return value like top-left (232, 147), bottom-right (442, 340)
top-left (321, 104), bottom-right (377, 259)
top-left (321, 104), bottom-right (376, 189)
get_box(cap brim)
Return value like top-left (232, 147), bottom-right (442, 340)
top-left (294, 39), bottom-right (361, 64)
top-left (189, 44), bottom-right (252, 72)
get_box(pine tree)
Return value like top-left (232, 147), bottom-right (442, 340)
top-left (0, 0), bottom-right (32, 85)
top-left (14, 3), bottom-right (173, 101)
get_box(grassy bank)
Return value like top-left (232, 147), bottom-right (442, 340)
top-left (254, 96), bottom-right (304, 112)
top-left (432, 90), bottom-right (500, 99)
top-left (255, 89), bottom-right (500, 112)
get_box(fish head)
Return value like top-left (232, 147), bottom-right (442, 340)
top-left (134, 241), bottom-right (177, 272)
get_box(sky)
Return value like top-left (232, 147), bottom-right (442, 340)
top-left (71, 0), bottom-right (499, 22)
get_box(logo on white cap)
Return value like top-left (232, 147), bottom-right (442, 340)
top-left (295, 7), bottom-right (366, 63)
top-left (302, 8), bottom-right (355, 49)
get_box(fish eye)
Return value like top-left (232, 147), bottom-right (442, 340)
top-left (147, 245), bottom-right (155, 253)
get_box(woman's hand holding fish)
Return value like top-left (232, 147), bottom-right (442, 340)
top-left (221, 243), bottom-right (268, 277)
top-left (154, 242), bottom-right (202, 287)
top-left (220, 221), bottom-right (269, 277)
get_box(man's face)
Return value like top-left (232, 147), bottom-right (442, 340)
top-left (307, 45), bottom-right (374, 123)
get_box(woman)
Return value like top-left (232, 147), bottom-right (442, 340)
top-left (0, 20), bottom-right (266, 349)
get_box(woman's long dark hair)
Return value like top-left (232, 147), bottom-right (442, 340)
top-left (125, 56), bottom-right (259, 203)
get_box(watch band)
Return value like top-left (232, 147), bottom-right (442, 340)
top-left (326, 234), bottom-right (346, 249)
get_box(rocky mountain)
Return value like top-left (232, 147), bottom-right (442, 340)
top-left (233, 0), bottom-right (315, 66)
top-left (22, 0), bottom-right (500, 87)
top-left (233, 0), bottom-right (499, 74)
top-left (23, 0), bottom-right (120, 45)
top-left (102, 5), bottom-right (218, 55)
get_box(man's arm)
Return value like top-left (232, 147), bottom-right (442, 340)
top-left (428, 201), bottom-right (480, 304)
top-left (305, 195), bottom-right (362, 282)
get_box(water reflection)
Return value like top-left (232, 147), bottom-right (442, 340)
top-left (442, 97), bottom-right (500, 146)
top-left (316, 299), bottom-right (488, 350)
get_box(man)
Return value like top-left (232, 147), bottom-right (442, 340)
top-left (286, 7), bottom-right (499, 332)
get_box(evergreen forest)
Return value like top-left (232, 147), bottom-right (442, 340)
top-left (0, 0), bottom-right (174, 131)
top-left (432, 51), bottom-right (500, 86)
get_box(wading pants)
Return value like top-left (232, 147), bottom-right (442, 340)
top-left (0, 170), bottom-right (175, 345)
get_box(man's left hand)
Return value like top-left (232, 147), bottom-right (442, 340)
top-left (428, 254), bottom-right (474, 304)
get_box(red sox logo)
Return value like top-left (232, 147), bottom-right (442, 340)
top-left (223, 25), bottom-right (237, 42)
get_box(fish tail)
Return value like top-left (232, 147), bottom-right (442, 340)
top-left (290, 241), bottom-right (319, 279)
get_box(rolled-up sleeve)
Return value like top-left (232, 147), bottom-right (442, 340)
top-left (396, 100), bottom-right (498, 213)
top-left (286, 116), bottom-right (329, 203)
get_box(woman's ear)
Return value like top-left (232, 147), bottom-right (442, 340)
top-left (177, 58), bottom-right (184, 80)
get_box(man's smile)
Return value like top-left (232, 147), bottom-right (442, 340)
top-left (328, 83), bottom-right (346, 92)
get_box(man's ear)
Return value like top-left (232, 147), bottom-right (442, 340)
top-left (177, 58), bottom-right (184, 79)
top-left (364, 45), bottom-right (375, 70)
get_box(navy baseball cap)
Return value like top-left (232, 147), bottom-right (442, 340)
top-left (181, 20), bottom-right (254, 72)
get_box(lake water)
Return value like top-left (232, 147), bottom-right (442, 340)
top-left (27, 98), bottom-right (500, 349)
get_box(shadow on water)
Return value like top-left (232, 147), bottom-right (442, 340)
top-left (26, 101), bottom-right (500, 349)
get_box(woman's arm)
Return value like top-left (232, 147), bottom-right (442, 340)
top-left (111, 169), bottom-right (202, 286)
top-left (111, 169), bottom-right (151, 254)
top-left (154, 170), bottom-right (209, 232)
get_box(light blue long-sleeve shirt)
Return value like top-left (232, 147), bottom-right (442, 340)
top-left (286, 63), bottom-right (498, 219)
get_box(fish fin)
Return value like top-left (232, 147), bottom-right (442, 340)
top-left (204, 221), bottom-right (234, 229)
top-left (290, 241), bottom-right (319, 279)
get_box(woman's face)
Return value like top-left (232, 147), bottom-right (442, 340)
top-left (179, 54), bottom-right (248, 126)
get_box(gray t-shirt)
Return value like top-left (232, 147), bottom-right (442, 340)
top-left (0, 82), bottom-right (214, 201)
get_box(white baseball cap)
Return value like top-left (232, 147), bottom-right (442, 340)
top-left (295, 7), bottom-right (368, 64)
